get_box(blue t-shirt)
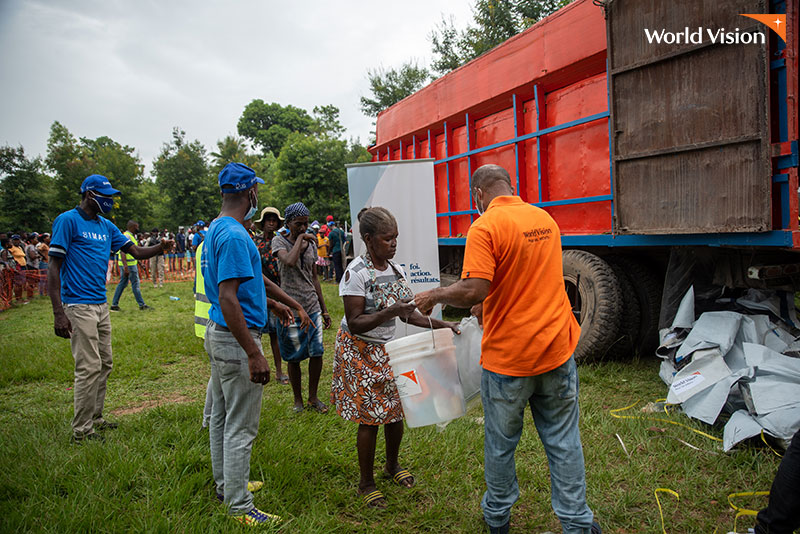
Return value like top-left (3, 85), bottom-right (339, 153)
top-left (192, 231), bottom-right (205, 248)
top-left (49, 207), bottom-right (131, 304)
top-left (202, 217), bottom-right (266, 329)
top-left (175, 233), bottom-right (186, 253)
top-left (329, 227), bottom-right (345, 253)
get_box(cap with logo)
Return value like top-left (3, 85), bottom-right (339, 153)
top-left (218, 162), bottom-right (264, 193)
top-left (80, 174), bottom-right (120, 196)
top-left (11, 234), bottom-right (21, 240)
top-left (254, 207), bottom-right (284, 224)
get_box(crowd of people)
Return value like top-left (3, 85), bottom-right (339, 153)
top-left (0, 231), bottom-right (51, 307)
top-left (28, 163), bottom-right (798, 534)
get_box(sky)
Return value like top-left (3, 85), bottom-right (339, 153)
top-left (0, 0), bottom-right (474, 174)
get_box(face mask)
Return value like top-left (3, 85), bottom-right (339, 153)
top-left (244, 190), bottom-right (257, 220)
top-left (92, 192), bottom-right (114, 214)
top-left (475, 189), bottom-right (485, 216)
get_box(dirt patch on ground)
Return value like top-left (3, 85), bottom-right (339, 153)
top-left (111, 393), bottom-right (194, 416)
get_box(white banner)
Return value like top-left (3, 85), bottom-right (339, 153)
top-left (346, 159), bottom-right (442, 337)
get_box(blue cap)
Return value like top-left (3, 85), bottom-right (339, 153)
top-left (80, 174), bottom-right (120, 195)
top-left (195, 220), bottom-right (205, 226)
top-left (218, 163), bottom-right (264, 193)
top-left (11, 234), bottom-right (21, 239)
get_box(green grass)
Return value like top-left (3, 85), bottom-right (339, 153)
top-left (0, 281), bottom-right (781, 533)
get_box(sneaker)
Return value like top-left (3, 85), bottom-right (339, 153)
top-left (591, 521), bottom-right (602, 534)
top-left (94, 419), bottom-right (119, 431)
top-left (71, 432), bottom-right (105, 444)
top-left (110, 305), bottom-right (121, 311)
top-left (216, 481), bottom-right (264, 502)
top-left (140, 305), bottom-right (154, 311)
top-left (231, 508), bottom-right (281, 527)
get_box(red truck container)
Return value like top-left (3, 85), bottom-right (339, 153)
top-left (369, 0), bottom-right (799, 360)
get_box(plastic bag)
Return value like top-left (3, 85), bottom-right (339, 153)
top-left (453, 316), bottom-right (483, 404)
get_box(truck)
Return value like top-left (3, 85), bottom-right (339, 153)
top-left (368, 0), bottom-right (799, 360)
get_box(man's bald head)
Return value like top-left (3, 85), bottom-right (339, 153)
top-left (127, 220), bottom-right (138, 231)
top-left (472, 164), bottom-right (513, 194)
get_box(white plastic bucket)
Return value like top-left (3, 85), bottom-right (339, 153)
top-left (385, 328), bottom-right (466, 428)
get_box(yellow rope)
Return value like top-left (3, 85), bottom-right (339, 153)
top-left (760, 430), bottom-right (784, 458)
top-left (728, 491), bottom-right (769, 533)
top-left (610, 401), bottom-right (723, 442)
top-left (654, 488), bottom-right (679, 533)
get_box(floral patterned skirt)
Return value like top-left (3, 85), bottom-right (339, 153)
top-left (331, 328), bottom-right (404, 425)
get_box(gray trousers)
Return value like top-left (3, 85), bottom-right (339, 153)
top-left (63, 303), bottom-right (113, 436)
top-left (204, 322), bottom-right (263, 515)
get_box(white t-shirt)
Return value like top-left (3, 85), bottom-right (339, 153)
top-left (339, 256), bottom-right (407, 343)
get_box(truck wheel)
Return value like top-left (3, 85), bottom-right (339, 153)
top-left (562, 250), bottom-right (622, 362)
top-left (606, 257), bottom-right (642, 359)
top-left (611, 257), bottom-right (663, 357)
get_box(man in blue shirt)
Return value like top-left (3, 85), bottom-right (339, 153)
top-left (327, 220), bottom-right (346, 282)
top-left (202, 162), bottom-right (282, 526)
top-left (48, 175), bottom-right (173, 443)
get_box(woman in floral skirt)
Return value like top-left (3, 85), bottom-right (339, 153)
top-left (331, 207), bottom-right (459, 508)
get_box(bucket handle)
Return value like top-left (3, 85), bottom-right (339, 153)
top-left (404, 301), bottom-right (435, 347)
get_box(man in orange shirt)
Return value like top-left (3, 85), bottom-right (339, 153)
top-left (415, 164), bottom-right (599, 534)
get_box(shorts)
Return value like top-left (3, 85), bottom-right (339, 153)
top-left (278, 311), bottom-right (324, 362)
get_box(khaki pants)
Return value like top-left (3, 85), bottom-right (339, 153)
top-left (64, 303), bottom-right (113, 436)
top-left (150, 255), bottom-right (165, 286)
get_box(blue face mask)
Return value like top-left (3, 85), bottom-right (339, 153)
top-left (244, 190), bottom-right (257, 220)
top-left (92, 192), bottom-right (115, 214)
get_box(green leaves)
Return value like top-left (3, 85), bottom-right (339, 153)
top-left (359, 62), bottom-right (430, 118)
top-left (237, 100), bottom-right (315, 157)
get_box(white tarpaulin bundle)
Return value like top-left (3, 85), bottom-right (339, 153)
top-left (657, 288), bottom-right (800, 451)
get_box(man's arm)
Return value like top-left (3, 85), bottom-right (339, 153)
top-left (263, 275), bottom-right (311, 329)
top-left (48, 256), bottom-right (71, 338)
top-left (218, 278), bottom-right (270, 384)
top-left (124, 239), bottom-right (174, 261)
top-left (414, 278), bottom-right (491, 315)
top-left (312, 262), bottom-right (331, 328)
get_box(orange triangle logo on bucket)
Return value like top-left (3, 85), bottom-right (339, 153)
top-left (740, 14), bottom-right (787, 43)
top-left (401, 370), bottom-right (418, 385)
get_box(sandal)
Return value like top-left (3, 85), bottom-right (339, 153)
top-left (362, 489), bottom-right (387, 509)
top-left (278, 374), bottom-right (290, 385)
top-left (292, 404), bottom-right (305, 413)
top-left (307, 399), bottom-right (329, 414)
top-left (384, 467), bottom-right (415, 488)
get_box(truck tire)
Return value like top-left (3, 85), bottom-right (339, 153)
top-left (611, 256), bottom-right (663, 357)
top-left (606, 257), bottom-right (642, 360)
top-left (562, 250), bottom-right (622, 362)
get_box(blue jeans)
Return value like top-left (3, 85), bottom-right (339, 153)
top-left (111, 265), bottom-right (145, 307)
top-left (481, 356), bottom-right (594, 533)
top-left (205, 322), bottom-right (264, 515)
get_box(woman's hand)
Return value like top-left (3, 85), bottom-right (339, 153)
top-left (390, 298), bottom-right (417, 320)
top-left (446, 321), bottom-right (461, 335)
top-left (297, 308), bottom-right (312, 331)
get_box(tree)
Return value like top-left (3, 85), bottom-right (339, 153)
top-left (210, 135), bottom-right (258, 176)
top-left (359, 62), bottom-right (430, 118)
top-left (80, 136), bottom-right (147, 226)
top-left (429, 0), bottom-right (573, 76)
top-left (152, 128), bottom-right (217, 228)
top-left (46, 121), bottom-right (95, 208)
top-left (273, 134), bottom-right (371, 222)
top-left (0, 145), bottom-right (55, 232)
top-left (312, 105), bottom-right (346, 139)
top-left (237, 100), bottom-right (315, 157)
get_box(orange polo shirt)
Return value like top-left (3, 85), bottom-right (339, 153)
top-left (461, 196), bottom-right (579, 377)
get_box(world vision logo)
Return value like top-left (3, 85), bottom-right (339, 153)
top-left (643, 14), bottom-right (787, 45)
top-left (400, 370), bottom-right (418, 385)
top-left (740, 14), bottom-right (787, 43)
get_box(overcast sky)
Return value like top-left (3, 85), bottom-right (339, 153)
top-left (0, 0), bottom-right (474, 174)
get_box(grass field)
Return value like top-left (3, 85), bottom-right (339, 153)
top-left (0, 281), bottom-right (781, 533)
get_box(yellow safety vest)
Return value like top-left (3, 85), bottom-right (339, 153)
top-left (118, 231), bottom-right (138, 266)
top-left (194, 242), bottom-right (211, 339)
